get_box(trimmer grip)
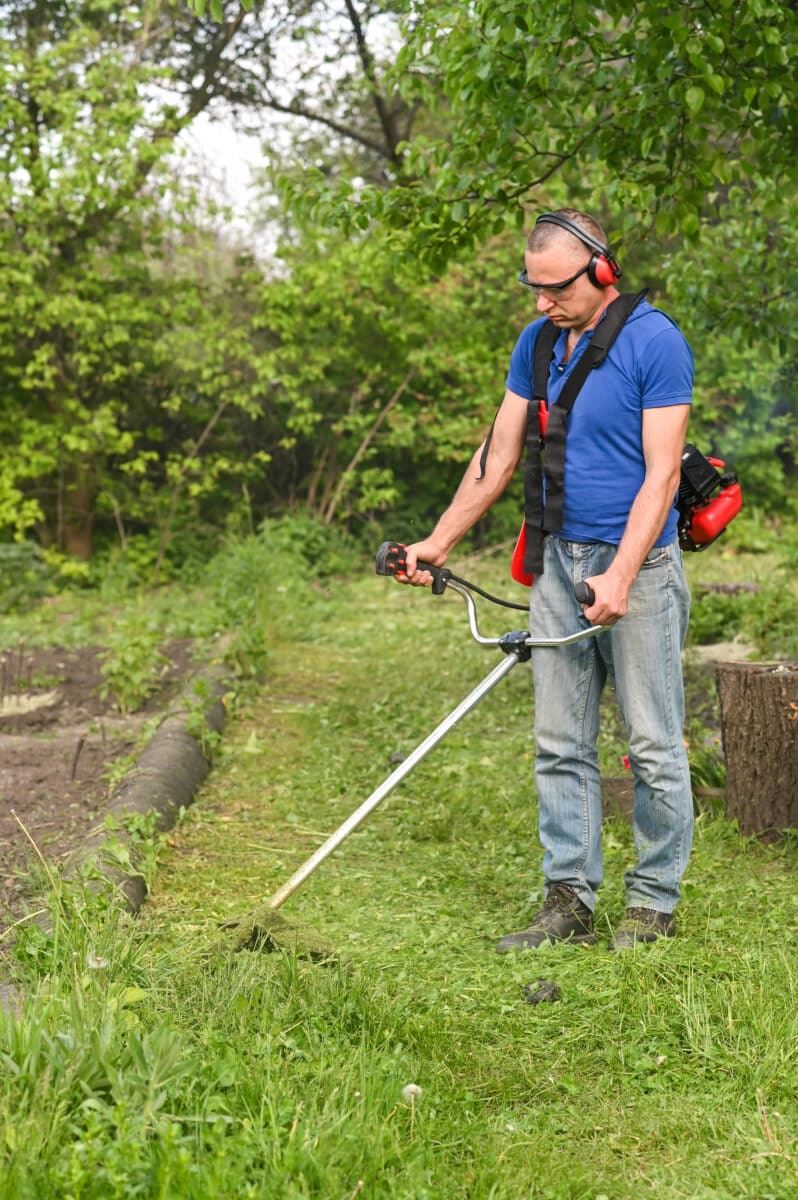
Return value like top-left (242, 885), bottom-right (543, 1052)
top-left (574, 580), bottom-right (595, 606)
top-left (375, 541), bottom-right (407, 576)
top-left (375, 541), bottom-right (448, 593)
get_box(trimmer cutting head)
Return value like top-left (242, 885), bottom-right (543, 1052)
top-left (214, 906), bottom-right (338, 962)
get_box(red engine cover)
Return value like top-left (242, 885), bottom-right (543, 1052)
top-left (685, 482), bottom-right (743, 546)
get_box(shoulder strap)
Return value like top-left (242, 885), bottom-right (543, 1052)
top-left (533, 322), bottom-right (560, 399)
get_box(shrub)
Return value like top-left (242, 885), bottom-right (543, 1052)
top-left (0, 542), bottom-right (52, 613)
top-left (741, 579), bottom-right (798, 660)
top-left (686, 589), bottom-right (749, 646)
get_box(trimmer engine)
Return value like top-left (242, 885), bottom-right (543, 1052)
top-left (677, 444), bottom-right (743, 552)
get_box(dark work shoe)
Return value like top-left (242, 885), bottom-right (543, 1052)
top-left (495, 884), bottom-right (596, 953)
top-left (608, 907), bottom-right (676, 951)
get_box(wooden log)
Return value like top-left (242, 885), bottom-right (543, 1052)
top-left (694, 581), bottom-right (760, 596)
top-left (715, 662), bottom-right (798, 836)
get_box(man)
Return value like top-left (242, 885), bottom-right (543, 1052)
top-left (401, 209), bottom-right (693, 951)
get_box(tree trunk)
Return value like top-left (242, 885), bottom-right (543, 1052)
top-left (715, 662), bottom-right (798, 836)
top-left (59, 473), bottom-right (95, 561)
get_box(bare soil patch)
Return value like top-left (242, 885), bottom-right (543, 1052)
top-left (0, 642), bottom-right (195, 925)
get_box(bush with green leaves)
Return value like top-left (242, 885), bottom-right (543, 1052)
top-left (686, 589), bottom-right (750, 647)
top-left (0, 543), bottom-right (52, 614)
top-left (98, 622), bottom-right (170, 715)
top-left (741, 579), bottom-right (798, 661)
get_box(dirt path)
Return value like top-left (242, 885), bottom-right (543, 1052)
top-left (0, 643), bottom-right (194, 923)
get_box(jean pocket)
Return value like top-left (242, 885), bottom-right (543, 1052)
top-left (640, 543), bottom-right (672, 570)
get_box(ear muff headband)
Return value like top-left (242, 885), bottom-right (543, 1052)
top-left (535, 212), bottom-right (623, 287)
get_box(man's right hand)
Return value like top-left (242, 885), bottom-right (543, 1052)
top-left (399, 539), bottom-right (448, 586)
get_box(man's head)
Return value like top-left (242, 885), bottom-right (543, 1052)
top-left (521, 209), bottom-right (622, 331)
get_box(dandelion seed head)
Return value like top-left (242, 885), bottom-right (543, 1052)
top-left (402, 1083), bottom-right (423, 1103)
top-left (87, 953), bottom-right (109, 970)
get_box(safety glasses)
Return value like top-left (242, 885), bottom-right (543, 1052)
top-left (517, 263), bottom-right (589, 297)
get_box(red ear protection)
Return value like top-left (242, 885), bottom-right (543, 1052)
top-left (589, 251), bottom-right (621, 287)
top-left (535, 212), bottom-right (622, 288)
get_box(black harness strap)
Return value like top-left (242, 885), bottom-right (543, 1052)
top-left (521, 288), bottom-right (648, 575)
top-left (521, 323), bottom-right (558, 570)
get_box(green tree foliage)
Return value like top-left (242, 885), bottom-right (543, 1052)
top-left (247, 230), bottom-right (524, 534)
top-left (280, 0), bottom-right (797, 511)
top-left (1, 0), bottom-right (447, 564)
top-left (0, 2), bottom-right (273, 561)
top-left (301, 1), bottom-right (796, 255)
top-left (3, 0), bottom-right (794, 568)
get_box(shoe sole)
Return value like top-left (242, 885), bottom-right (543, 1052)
top-left (496, 932), bottom-right (597, 953)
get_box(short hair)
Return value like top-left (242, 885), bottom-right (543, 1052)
top-left (526, 209), bottom-right (609, 254)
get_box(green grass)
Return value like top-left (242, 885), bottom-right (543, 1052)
top-left (2, 545), bottom-right (797, 1198)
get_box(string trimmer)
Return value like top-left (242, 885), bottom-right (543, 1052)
top-left (215, 543), bottom-right (601, 959)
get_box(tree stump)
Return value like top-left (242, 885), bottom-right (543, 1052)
top-left (715, 662), bottom-right (798, 836)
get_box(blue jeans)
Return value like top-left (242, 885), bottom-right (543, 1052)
top-left (529, 536), bottom-right (693, 914)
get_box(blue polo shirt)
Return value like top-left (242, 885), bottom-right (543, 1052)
top-left (506, 300), bottom-right (693, 546)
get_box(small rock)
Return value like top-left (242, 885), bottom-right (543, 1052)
top-left (523, 977), bottom-right (562, 1005)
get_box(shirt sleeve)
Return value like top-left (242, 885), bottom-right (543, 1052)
top-left (505, 320), bottom-right (544, 400)
top-left (639, 324), bottom-right (693, 409)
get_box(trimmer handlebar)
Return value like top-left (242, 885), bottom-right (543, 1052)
top-left (376, 540), bottom-right (600, 649)
top-left (377, 540), bottom-right (596, 609)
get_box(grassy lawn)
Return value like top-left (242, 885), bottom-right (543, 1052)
top-left (2, 543), bottom-right (797, 1198)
